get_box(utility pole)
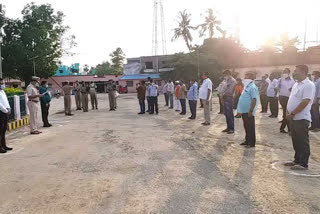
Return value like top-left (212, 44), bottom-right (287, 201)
top-left (303, 18), bottom-right (307, 51)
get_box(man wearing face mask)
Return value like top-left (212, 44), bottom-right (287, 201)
top-left (238, 72), bottom-right (259, 148)
top-left (39, 81), bottom-right (52, 127)
top-left (278, 68), bottom-right (296, 133)
top-left (27, 76), bottom-right (43, 135)
top-left (267, 72), bottom-right (279, 118)
top-left (285, 65), bottom-right (315, 170)
top-left (259, 76), bottom-right (269, 113)
top-left (199, 72), bottom-right (212, 126)
top-left (0, 78), bottom-right (13, 153)
top-left (221, 70), bottom-right (237, 134)
top-left (310, 71), bottom-right (320, 132)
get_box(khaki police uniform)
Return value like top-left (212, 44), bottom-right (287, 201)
top-left (81, 84), bottom-right (89, 112)
top-left (62, 85), bottom-right (73, 115)
top-left (89, 83), bottom-right (98, 109)
top-left (27, 83), bottom-right (40, 133)
top-left (107, 83), bottom-right (116, 110)
top-left (75, 83), bottom-right (82, 110)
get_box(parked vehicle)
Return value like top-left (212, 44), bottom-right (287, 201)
top-left (118, 85), bottom-right (128, 94)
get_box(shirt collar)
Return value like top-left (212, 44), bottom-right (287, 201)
top-left (300, 78), bottom-right (309, 84)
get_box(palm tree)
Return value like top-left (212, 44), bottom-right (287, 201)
top-left (172, 10), bottom-right (195, 51)
top-left (198, 9), bottom-right (224, 38)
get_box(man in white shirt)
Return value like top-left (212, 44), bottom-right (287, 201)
top-left (278, 68), bottom-right (296, 133)
top-left (199, 72), bottom-right (212, 126)
top-left (167, 80), bottom-right (175, 109)
top-left (0, 78), bottom-right (13, 153)
top-left (267, 73), bottom-right (279, 118)
top-left (285, 65), bottom-right (315, 170)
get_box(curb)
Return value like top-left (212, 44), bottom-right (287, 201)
top-left (8, 116), bottom-right (29, 131)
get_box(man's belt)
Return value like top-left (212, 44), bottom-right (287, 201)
top-left (29, 100), bottom-right (39, 103)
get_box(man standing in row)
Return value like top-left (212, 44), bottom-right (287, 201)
top-left (162, 81), bottom-right (169, 106)
top-left (178, 81), bottom-right (187, 115)
top-left (285, 65), bottom-right (315, 170)
top-left (107, 80), bottom-right (116, 111)
top-left (90, 81), bottom-right (98, 110)
top-left (39, 81), bottom-right (52, 127)
top-left (168, 80), bottom-right (174, 109)
top-left (278, 68), bottom-right (295, 133)
top-left (148, 79), bottom-right (158, 115)
top-left (27, 76), bottom-right (43, 135)
top-left (74, 81), bottom-right (82, 110)
top-left (136, 80), bottom-right (146, 114)
top-left (259, 76), bottom-right (269, 113)
top-left (187, 80), bottom-right (198, 120)
top-left (175, 81), bottom-right (181, 112)
top-left (0, 78), bottom-right (13, 153)
top-left (199, 72), bottom-right (212, 126)
top-left (310, 70), bottom-right (320, 132)
top-left (267, 73), bottom-right (279, 118)
top-left (221, 70), bottom-right (236, 134)
top-left (81, 81), bottom-right (89, 112)
top-left (238, 72), bottom-right (259, 148)
top-left (62, 81), bottom-right (74, 116)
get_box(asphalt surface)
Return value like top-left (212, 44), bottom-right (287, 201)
top-left (0, 94), bottom-right (319, 214)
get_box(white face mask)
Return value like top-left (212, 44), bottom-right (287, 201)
top-left (242, 79), bottom-right (253, 88)
top-left (311, 76), bottom-right (315, 81)
top-left (283, 74), bottom-right (289, 79)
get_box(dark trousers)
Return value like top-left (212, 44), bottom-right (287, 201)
top-left (233, 95), bottom-right (240, 109)
top-left (218, 94), bottom-right (223, 113)
top-left (180, 99), bottom-right (186, 114)
top-left (169, 93), bottom-right (174, 108)
top-left (279, 96), bottom-right (290, 131)
top-left (147, 97), bottom-right (151, 112)
top-left (291, 120), bottom-right (310, 168)
top-left (164, 93), bottom-right (169, 106)
top-left (139, 99), bottom-right (145, 113)
top-left (149, 96), bottom-right (158, 114)
top-left (311, 104), bottom-right (320, 129)
top-left (242, 113), bottom-right (256, 146)
top-left (189, 100), bottom-right (197, 119)
top-left (223, 96), bottom-right (234, 131)
top-left (0, 112), bottom-right (9, 149)
top-left (260, 94), bottom-right (268, 113)
top-left (268, 96), bottom-right (279, 117)
top-left (41, 102), bottom-right (50, 126)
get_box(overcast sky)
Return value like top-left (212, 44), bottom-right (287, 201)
top-left (2, 0), bottom-right (320, 68)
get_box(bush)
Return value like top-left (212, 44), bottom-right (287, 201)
top-left (4, 88), bottom-right (24, 96)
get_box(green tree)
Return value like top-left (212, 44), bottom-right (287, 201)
top-left (172, 10), bottom-right (195, 51)
top-left (2, 3), bottom-right (75, 83)
top-left (277, 32), bottom-right (299, 53)
top-left (95, 61), bottom-right (116, 77)
top-left (197, 9), bottom-right (224, 39)
top-left (109, 47), bottom-right (125, 74)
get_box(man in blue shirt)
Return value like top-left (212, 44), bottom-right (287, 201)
top-left (39, 81), bottom-right (52, 127)
top-left (187, 80), bottom-right (198, 119)
top-left (148, 79), bottom-right (159, 114)
top-left (237, 72), bottom-right (259, 148)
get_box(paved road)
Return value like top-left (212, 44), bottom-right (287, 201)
top-left (0, 94), bottom-right (320, 214)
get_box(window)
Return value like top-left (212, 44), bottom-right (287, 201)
top-left (59, 70), bottom-right (63, 73)
top-left (156, 80), bottom-right (162, 86)
top-left (126, 81), bottom-right (134, 87)
top-left (145, 62), bottom-right (153, 69)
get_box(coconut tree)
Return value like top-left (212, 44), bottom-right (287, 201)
top-left (172, 10), bottom-right (195, 51)
top-left (198, 9), bottom-right (224, 38)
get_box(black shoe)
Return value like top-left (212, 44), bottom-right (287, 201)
top-left (43, 124), bottom-right (51, 127)
top-left (4, 146), bottom-right (12, 151)
top-left (222, 129), bottom-right (229, 133)
top-left (156, 112), bottom-right (159, 115)
top-left (149, 112), bottom-right (154, 115)
top-left (280, 130), bottom-right (288, 134)
top-left (66, 114), bottom-right (74, 116)
top-left (284, 161), bottom-right (298, 167)
top-left (227, 130), bottom-right (235, 134)
top-left (180, 113), bottom-right (186, 115)
top-left (0, 148), bottom-right (7, 153)
top-left (138, 112), bottom-right (143, 114)
top-left (240, 142), bottom-right (248, 146)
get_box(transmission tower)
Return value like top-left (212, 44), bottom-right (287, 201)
top-left (152, 0), bottom-right (167, 56)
